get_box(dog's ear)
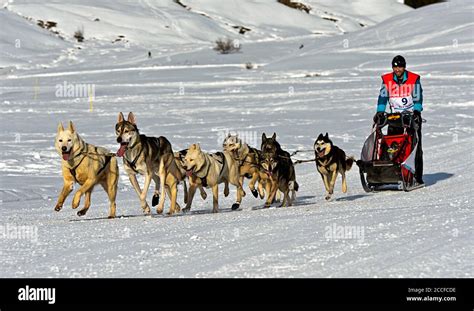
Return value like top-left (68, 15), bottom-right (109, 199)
top-left (68, 121), bottom-right (75, 133)
top-left (317, 133), bottom-right (323, 140)
top-left (118, 112), bottom-right (124, 123)
top-left (127, 112), bottom-right (136, 125)
top-left (57, 122), bottom-right (64, 133)
top-left (227, 133), bottom-right (231, 138)
top-left (325, 132), bottom-right (329, 139)
top-left (262, 133), bottom-right (267, 142)
top-left (272, 132), bottom-right (277, 140)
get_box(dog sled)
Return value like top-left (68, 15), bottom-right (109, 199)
top-left (356, 112), bottom-right (423, 192)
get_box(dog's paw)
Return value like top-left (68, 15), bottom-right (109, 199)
top-left (182, 207), bottom-right (191, 213)
top-left (143, 205), bottom-right (151, 215)
top-left (107, 214), bottom-right (116, 219)
top-left (54, 205), bottom-right (62, 212)
top-left (77, 209), bottom-right (87, 217)
top-left (151, 194), bottom-right (159, 207)
top-left (156, 207), bottom-right (164, 215)
top-left (231, 203), bottom-right (240, 211)
top-left (72, 194), bottom-right (81, 209)
top-left (200, 192), bottom-right (207, 200)
top-left (251, 189), bottom-right (258, 198)
top-left (325, 195), bottom-right (332, 201)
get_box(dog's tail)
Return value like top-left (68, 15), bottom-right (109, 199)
top-left (289, 180), bottom-right (299, 192)
top-left (346, 156), bottom-right (355, 171)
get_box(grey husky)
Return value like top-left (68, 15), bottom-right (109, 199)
top-left (115, 112), bottom-right (182, 215)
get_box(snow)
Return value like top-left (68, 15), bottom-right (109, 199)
top-left (0, 0), bottom-right (473, 277)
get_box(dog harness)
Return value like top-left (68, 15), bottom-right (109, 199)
top-left (124, 145), bottom-right (143, 174)
top-left (241, 147), bottom-right (262, 168)
top-left (192, 152), bottom-right (226, 187)
top-left (316, 154), bottom-right (334, 172)
top-left (123, 136), bottom-right (150, 174)
top-left (68, 145), bottom-right (111, 183)
top-left (214, 152), bottom-right (226, 178)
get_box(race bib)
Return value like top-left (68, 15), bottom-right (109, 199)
top-left (389, 96), bottom-right (414, 112)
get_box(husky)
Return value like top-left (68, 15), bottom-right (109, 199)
top-left (174, 148), bottom-right (208, 203)
top-left (314, 133), bottom-right (354, 200)
top-left (260, 133), bottom-right (298, 207)
top-left (182, 143), bottom-right (244, 213)
top-left (54, 121), bottom-right (118, 218)
top-left (115, 112), bottom-right (182, 215)
top-left (222, 133), bottom-right (265, 199)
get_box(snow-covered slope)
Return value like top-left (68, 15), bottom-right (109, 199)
top-left (0, 0), bottom-right (410, 73)
top-left (0, 0), bottom-right (411, 71)
top-left (0, 9), bottom-right (72, 70)
top-left (300, 0), bottom-right (412, 32)
top-left (3, 0), bottom-right (410, 44)
top-left (0, 0), bottom-right (472, 277)
top-left (266, 0), bottom-right (474, 73)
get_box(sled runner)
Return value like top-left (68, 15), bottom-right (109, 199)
top-left (356, 112), bottom-right (423, 192)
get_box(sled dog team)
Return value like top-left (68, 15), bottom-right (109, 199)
top-left (54, 112), bottom-right (354, 218)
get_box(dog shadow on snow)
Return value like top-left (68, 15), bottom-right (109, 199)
top-left (334, 194), bottom-right (370, 202)
top-left (69, 194), bottom-right (365, 221)
top-left (69, 174), bottom-right (453, 222)
top-left (69, 206), bottom-right (239, 222)
top-left (250, 195), bottom-right (319, 210)
top-left (249, 194), bottom-right (372, 209)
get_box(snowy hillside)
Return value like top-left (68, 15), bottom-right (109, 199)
top-left (1, 0), bottom-right (410, 71)
top-left (3, 0), bottom-right (410, 44)
top-left (0, 9), bottom-right (72, 69)
top-left (0, 0), bottom-right (472, 277)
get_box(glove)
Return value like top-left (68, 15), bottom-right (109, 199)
top-left (373, 112), bottom-right (384, 123)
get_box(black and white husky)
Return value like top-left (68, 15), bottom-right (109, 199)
top-left (314, 133), bottom-right (354, 200)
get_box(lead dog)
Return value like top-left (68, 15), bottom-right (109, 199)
top-left (115, 112), bottom-right (181, 215)
top-left (54, 121), bottom-right (118, 218)
top-left (314, 133), bottom-right (354, 200)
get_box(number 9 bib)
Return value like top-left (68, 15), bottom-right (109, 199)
top-left (389, 96), bottom-right (414, 112)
